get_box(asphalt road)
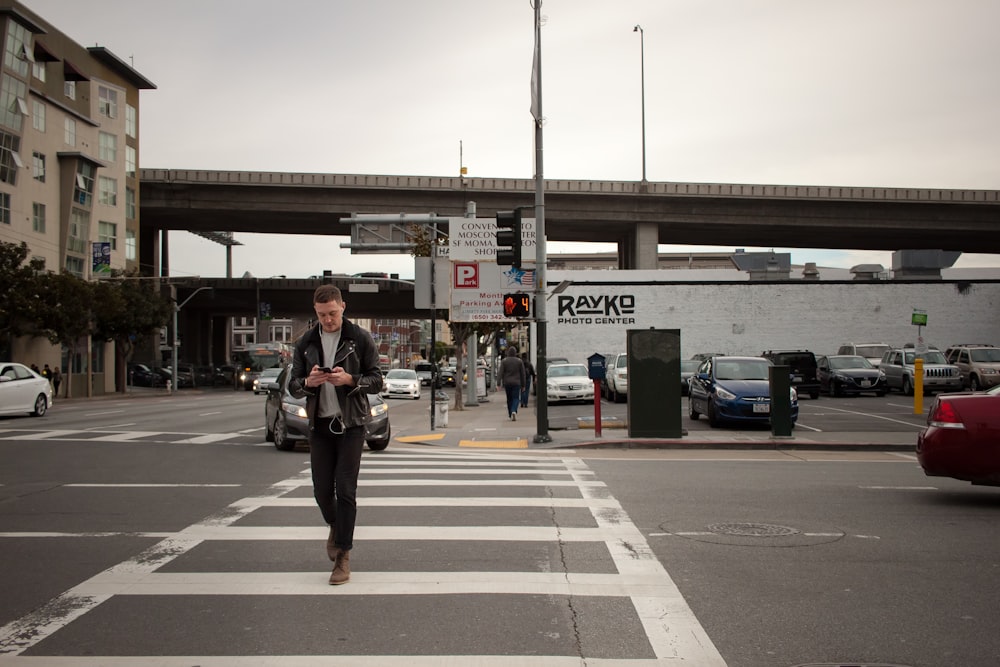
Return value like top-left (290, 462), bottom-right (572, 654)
top-left (1, 389), bottom-right (996, 665)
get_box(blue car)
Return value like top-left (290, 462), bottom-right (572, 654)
top-left (688, 356), bottom-right (798, 427)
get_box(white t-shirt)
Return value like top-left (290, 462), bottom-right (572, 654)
top-left (318, 329), bottom-right (342, 419)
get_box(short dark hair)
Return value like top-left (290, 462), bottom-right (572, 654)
top-left (313, 285), bottom-right (343, 304)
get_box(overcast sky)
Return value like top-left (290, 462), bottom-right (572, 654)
top-left (26, 0), bottom-right (1000, 278)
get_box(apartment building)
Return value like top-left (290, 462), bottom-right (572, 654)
top-left (0, 1), bottom-right (155, 391)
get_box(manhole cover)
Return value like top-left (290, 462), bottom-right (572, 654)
top-left (708, 522), bottom-right (801, 537)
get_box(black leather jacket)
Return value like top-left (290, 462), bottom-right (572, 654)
top-left (288, 319), bottom-right (383, 430)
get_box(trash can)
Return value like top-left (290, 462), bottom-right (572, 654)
top-left (435, 400), bottom-right (449, 427)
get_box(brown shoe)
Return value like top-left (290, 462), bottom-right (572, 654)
top-left (326, 527), bottom-right (338, 562)
top-left (329, 549), bottom-right (351, 585)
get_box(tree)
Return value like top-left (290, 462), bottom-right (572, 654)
top-left (0, 241), bottom-right (46, 356)
top-left (34, 272), bottom-right (95, 399)
top-left (91, 273), bottom-right (174, 392)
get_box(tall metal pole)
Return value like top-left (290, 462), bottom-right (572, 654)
top-left (532, 1), bottom-right (551, 443)
top-left (634, 24), bottom-right (647, 183)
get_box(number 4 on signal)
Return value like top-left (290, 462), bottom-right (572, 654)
top-left (503, 293), bottom-right (531, 318)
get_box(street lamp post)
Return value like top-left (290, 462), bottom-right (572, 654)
top-left (633, 24), bottom-right (647, 184)
top-left (171, 285), bottom-right (213, 393)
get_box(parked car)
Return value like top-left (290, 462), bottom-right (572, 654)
top-left (380, 368), bottom-right (421, 400)
top-left (688, 356), bottom-right (798, 427)
top-left (253, 367), bottom-right (282, 394)
top-left (214, 365), bottom-right (236, 386)
top-left (174, 364), bottom-right (195, 388)
top-left (194, 365), bottom-right (215, 387)
top-left (680, 359), bottom-right (701, 396)
top-left (413, 361), bottom-right (436, 387)
top-left (127, 362), bottom-right (163, 387)
top-left (264, 366), bottom-right (390, 451)
top-left (837, 343), bottom-right (891, 368)
top-left (880, 347), bottom-right (962, 395)
top-left (0, 362), bottom-right (53, 417)
top-left (916, 384), bottom-right (1000, 486)
top-left (601, 352), bottom-right (628, 403)
top-left (545, 363), bottom-right (594, 404)
top-left (817, 355), bottom-right (886, 396)
top-left (944, 344), bottom-right (1000, 391)
top-left (760, 350), bottom-right (820, 399)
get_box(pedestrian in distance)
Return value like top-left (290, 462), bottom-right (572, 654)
top-left (520, 352), bottom-right (536, 408)
top-left (52, 366), bottom-right (61, 397)
top-left (41, 364), bottom-right (51, 381)
top-left (499, 346), bottom-right (526, 420)
top-left (288, 285), bottom-right (383, 586)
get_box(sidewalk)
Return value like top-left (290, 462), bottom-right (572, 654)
top-left (397, 392), bottom-right (918, 452)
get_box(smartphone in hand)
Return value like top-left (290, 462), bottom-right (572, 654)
top-left (317, 367), bottom-right (333, 373)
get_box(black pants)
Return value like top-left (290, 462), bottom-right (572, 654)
top-left (309, 418), bottom-right (365, 551)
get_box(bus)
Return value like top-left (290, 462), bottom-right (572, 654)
top-left (233, 342), bottom-right (292, 390)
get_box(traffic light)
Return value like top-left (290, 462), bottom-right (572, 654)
top-left (503, 293), bottom-right (531, 318)
top-left (495, 209), bottom-right (522, 267)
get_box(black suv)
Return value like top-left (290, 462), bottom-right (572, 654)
top-left (761, 350), bottom-right (820, 399)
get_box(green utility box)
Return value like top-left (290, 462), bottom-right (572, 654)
top-left (627, 329), bottom-right (683, 438)
top-left (769, 365), bottom-right (793, 437)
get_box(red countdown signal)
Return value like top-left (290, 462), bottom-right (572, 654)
top-left (503, 293), bottom-right (531, 318)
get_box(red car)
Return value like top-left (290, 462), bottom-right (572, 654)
top-left (917, 385), bottom-right (1000, 486)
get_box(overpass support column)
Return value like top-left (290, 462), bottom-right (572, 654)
top-left (632, 222), bottom-right (659, 270)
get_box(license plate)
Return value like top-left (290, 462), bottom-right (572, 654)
top-left (860, 380), bottom-right (871, 387)
top-left (752, 403), bottom-right (770, 413)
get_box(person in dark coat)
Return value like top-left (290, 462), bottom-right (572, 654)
top-left (499, 346), bottom-right (526, 420)
top-left (520, 353), bottom-right (536, 407)
top-left (288, 285), bottom-right (383, 585)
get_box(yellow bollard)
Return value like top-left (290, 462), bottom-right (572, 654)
top-left (913, 357), bottom-right (923, 415)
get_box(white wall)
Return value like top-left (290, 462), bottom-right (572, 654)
top-left (540, 272), bottom-right (1000, 361)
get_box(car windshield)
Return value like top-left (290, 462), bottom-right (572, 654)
top-left (549, 364), bottom-right (588, 378)
top-left (414, 363), bottom-right (434, 372)
top-left (714, 360), bottom-right (770, 381)
top-left (970, 348), bottom-right (1000, 362)
top-left (681, 360), bottom-right (701, 372)
top-left (904, 350), bottom-right (947, 364)
top-left (830, 356), bottom-right (873, 369)
top-left (386, 369), bottom-right (417, 379)
top-left (856, 345), bottom-right (890, 358)
top-left (260, 368), bottom-right (282, 378)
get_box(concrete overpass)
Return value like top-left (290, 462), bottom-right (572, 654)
top-left (139, 169), bottom-right (1000, 273)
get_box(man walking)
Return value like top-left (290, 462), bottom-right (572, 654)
top-left (289, 285), bottom-right (383, 585)
top-left (499, 346), bottom-right (526, 420)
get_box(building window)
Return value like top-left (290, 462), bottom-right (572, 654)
top-left (0, 192), bottom-right (9, 225)
top-left (64, 80), bottom-right (75, 100)
top-left (73, 162), bottom-right (94, 207)
top-left (68, 208), bottom-right (89, 254)
top-left (64, 117), bottom-right (76, 146)
top-left (98, 176), bottom-right (117, 206)
top-left (98, 85), bottom-right (118, 119)
top-left (31, 60), bottom-right (45, 82)
top-left (0, 130), bottom-right (21, 186)
top-left (4, 21), bottom-right (30, 78)
top-left (99, 132), bottom-right (116, 162)
top-left (269, 324), bottom-right (293, 342)
top-left (65, 254), bottom-right (84, 278)
top-left (98, 221), bottom-right (117, 250)
top-left (1, 73), bottom-right (27, 132)
top-left (125, 229), bottom-right (136, 261)
top-left (32, 151), bottom-right (44, 182)
top-left (125, 187), bottom-right (136, 219)
top-left (126, 104), bottom-right (136, 138)
top-left (32, 202), bottom-right (45, 233)
top-left (125, 145), bottom-right (136, 178)
top-left (31, 100), bottom-right (44, 132)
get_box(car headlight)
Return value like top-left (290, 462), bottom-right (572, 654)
top-left (715, 386), bottom-right (736, 400)
top-left (370, 402), bottom-right (388, 417)
top-left (281, 401), bottom-right (307, 418)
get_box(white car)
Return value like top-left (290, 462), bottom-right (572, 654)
top-left (546, 363), bottom-right (595, 404)
top-left (253, 367), bottom-right (283, 394)
top-left (0, 362), bottom-right (54, 417)
top-left (380, 368), bottom-right (421, 400)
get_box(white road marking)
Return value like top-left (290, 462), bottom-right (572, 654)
top-left (64, 483), bottom-right (241, 488)
top-left (859, 485), bottom-right (938, 490)
top-left (81, 410), bottom-right (126, 416)
top-left (815, 404), bottom-right (926, 428)
top-left (198, 411), bottom-right (223, 416)
top-left (794, 422), bottom-right (823, 432)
